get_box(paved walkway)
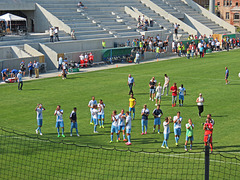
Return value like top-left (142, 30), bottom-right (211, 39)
top-left (0, 55), bottom-right (178, 84)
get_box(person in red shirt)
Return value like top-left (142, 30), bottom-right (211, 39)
top-left (203, 118), bottom-right (213, 153)
top-left (170, 83), bottom-right (177, 107)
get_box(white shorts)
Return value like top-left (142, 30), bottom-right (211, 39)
top-left (156, 93), bottom-right (161, 100)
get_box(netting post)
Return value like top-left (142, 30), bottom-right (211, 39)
top-left (205, 145), bottom-right (210, 180)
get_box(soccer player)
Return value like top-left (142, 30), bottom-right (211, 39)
top-left (170, 83), bottom-right (178, 107)
top-left (125, 111), bottom-right (132, 145)
top-left (129, 93), bottom-right (136, 120)
top-left (203, 118), bottom-right (213, 153)
top-left (98, 99), bottom-right (105, 128)
top-left (35, 104), bottom-right (45, 135)
top-left (149, 77), bottom-right (156, 101)
top-left (173, 111), bottom-right (182, 146)
top-left (225, 67), bottom-right (230, 85)
top-left (69, 107), bottom-right (79, 137)
top-left (152, 104), bottom-right (163, 134)
top-left (185, 119), bottom-right (194, 151)
top-left (118, 109), bottom-right (127, 141)
top-left (161, 117), bottom-right (171, 149)
top-left (110, 110), bottom-right (119, 143)
top-left (128, 74), bottom-right (135, 95)
top-left (88, 96), bottom-right (97, 125)
top-left (178, 84), bottom-right (186, 106)
top-left (141, 104), bottom-right (150, 135)
top-left (54, 105), bottom-right (65, 137)
top-left (92, 105), bottom-right (99, 133)
top-left (155, 82), bottom-right (162, 106)
top-left (162, 74), bottom-right (170, 96)
top-left (206, 114), bottom-right (215, 126)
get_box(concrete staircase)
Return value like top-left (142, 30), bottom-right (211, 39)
top-left (153, 0), bottom-right (231, 34)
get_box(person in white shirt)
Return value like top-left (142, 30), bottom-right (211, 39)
top-left (117, 109), bottom-right (126, 141)
top-left (54, 27), bottom-right (60, 41)
top-left (35, 104), bottom-right (45, 135)
top-left (71, 30), bottom-right (76, 40)
top-left (173, 112), bottom-right (182, 146)
top-left (135, 51), bottom-right (140, 64)
top-left (58, 56), bottom-right (63, 71)
top-left (162, 74), bottom-right (170, 96)
top-left (196, 93), bottom-right (204, 118)
top-left (161, 117), bottom-right (172, 149)
top-left (178, 84), bottom-right (186, 106)
top-left (110, 110), bottom-right (119, 143)
top-left (125, 111), bottom-right (132, 145)
top-left (49, 28), bottom-right (54, 42)
top-left (92, 105), bottom-right (99, 133)
top-left (155, 82), bottom-right (162, 106)
top-left (98, 99), bottom-right (105, 128)
top-left (88, 96), bottom-right (97, 124)
top-left (54, 105), bottom-right (65, 137)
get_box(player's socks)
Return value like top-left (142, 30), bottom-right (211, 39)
top-left (145, 126), bottom-right (147, 133)
top-left (177, 137), bottom-right (179, 143)
top-left (165, 141), bottom-right (168, 147)
top-left (158, 129), bottom-right (160, 133)
top-left (102, 121), bottom-right (104, 126)
top-left (57, 128), bottom-right (60, 135)
top-left (133, 112), bottom-right (135, 119)
top-left (111, 135), bottom-right (113, 141)
top-left (127, 135), bottom-right (131, 143)
top-left (210, 144), bottom-right (213, 151)
top-left (123, 134), bottom-right (126, 140)
top-left (94, 126), bottom-right (97, 132)
top-left (184, 145), bottom-right (187, 149)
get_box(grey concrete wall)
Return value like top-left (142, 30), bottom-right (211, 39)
top-left (0, 2), bottom-right (35, 11)
top-left (39, 43), bottom-right (58, 70)
top-left (0, 47), bottom-right (13, 59)
top-left (64, 50), bottom-right (102, 63)
top-left (11, 46), bottom-right (31, 58)
top-left (24, 44), bottom-right (44, 57)
top-left (34, 4), bottom-right (51, 33)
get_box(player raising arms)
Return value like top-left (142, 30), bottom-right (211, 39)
top-left (125, 111), bottom-right (132, 145)
top-left (185, 119), bottom-right (194, 151)
top-left (204, 118), bottom-right (213, 153)
top-left (118, 109), bottom-right (127, 141)
top-left (54, 105), bottom-right (65, 137)
top-left (110, 110), bottom-right (119, 143)
top-left (173, 111), bottom-right (182, 146)
top-left (152, 104), bottom-right (163, 134)
top-left (92, 105), bottom-right (99, 133)
top-left (141, 104), bottom-right (150, 135)
top-left (35, 104), bottom-right (45, 135)
top-left (69, 107), bottom-right (79, 137)
top-left (161, 117), bottom-right (172, 149)
top-left (98, 99), bottom-right (105, 128)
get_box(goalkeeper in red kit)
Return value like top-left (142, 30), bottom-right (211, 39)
top-left (203, 118), bottom-right (213, 153)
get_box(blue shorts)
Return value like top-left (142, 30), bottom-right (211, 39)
top-left (150, 89), bottom-right (155, 94)
top-left (174, 128), bottom-right (181, 136)
top-left (71, 122), bottom-right (78, 129)
top-left (154, 117), bottom-right (161, 125)
top-left (225, 75), bottom-right (228, 79)
top-left (93, 118), bottom-right (98, 125)
top-left (186, 136), bottom-right (194, 141)
top-left (56, 121), bottom-right (64, 128)
top-left (179, 95), bottom-right (184, 100)
top-left (37, 119), bottom-right (42, 126)
top-left (164, 133), bottom-right (169, 140)
top-left (141, 119), bottom-right (148, 127)
top-left (98, 114), bottom-right (105, 120)
top-left (129, 107), bottom-right (135, 113)
top-left (111, 125), bottom-right (118, 133)
top-left (126, 128), bottom-right (131, 134)
top-left (118, 125), bottom-right (125, 131)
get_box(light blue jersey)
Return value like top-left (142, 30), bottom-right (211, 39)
top-left (178, 87), bottom-right (186, 96)
top-left (88, 100), bottom-right (97, 111)
top-left (36, 108), bottom-right (43, 119)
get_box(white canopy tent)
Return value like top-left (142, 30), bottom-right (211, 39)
top-left (0, 13), bottom-right (27, 31)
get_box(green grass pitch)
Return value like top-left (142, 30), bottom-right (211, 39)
top-left (0, 49), bottom-right (240, 179)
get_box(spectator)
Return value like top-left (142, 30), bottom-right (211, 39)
top-left (135, 51), bottom-right (140, 64)
top-left (28, 61), bottom-right (33, 78)
top-left (77, 2), bottom-right (87, 8)
top-left (1, 68), bottom-right (9, 82)
top-left (174, 23), bottom-right (178, 39)
top-left (10, 69), bottom-right (18, 80)
top-left (49, 27), bottom-right (54, 42)
top-left (20, 60), bottom-right (26, 76)
top-left (54, 27), bottom-right (60, 41)
top-left (71, 30), bottom-right (76, 40)
top-left (102, 40), bottom-right (106, 49)
top-left (33, 60), bottom-right (40, 78)
top-left (58, 56), bottom-right (63, 71)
